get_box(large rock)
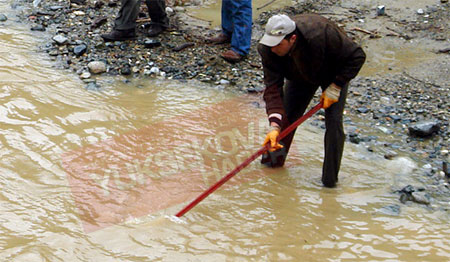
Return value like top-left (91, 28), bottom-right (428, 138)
top-left (408, 120), bottom-right (440, 137)
top-left (87, 61), bottom-right (106, 74)
top-left (0, 14), bottom-right (7, 22)
top-left (411, 192), bottom-right (431, 205)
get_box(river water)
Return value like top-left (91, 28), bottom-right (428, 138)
top-left (1, 1), bottom-right (449, 261)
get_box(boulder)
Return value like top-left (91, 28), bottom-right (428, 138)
top-left (408, 121), bottom-right (440, 137)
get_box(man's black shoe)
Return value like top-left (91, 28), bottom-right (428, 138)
top-left (147, 24), bottom-right (165, 37)
top-left (101, 29), bottom-right (136, 42)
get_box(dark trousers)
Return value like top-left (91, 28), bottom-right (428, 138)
top-left (261, 80), bottom-right (349, 187)
top-left (114, 0), bottom-right (169, 30)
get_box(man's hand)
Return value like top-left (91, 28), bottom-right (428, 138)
top-left (263, 126), bottom-right (283, 152)
top-left (320, 83), bottom-right (341, 109)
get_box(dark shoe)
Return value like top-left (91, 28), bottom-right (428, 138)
top-left (220, 49), bottom-right (243, 63)
top-left (206, 33), bottom-right (231, 44)
top-left (147, 24), bottom-right (165, 37)
top-left (101, 29), bottom-right (136, 42)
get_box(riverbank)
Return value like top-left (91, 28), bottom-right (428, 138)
top-left (5, 0), bottom-right (449, 210)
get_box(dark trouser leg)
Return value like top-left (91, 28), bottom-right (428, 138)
top-left (114, 0), bottom-right (141, 30)
top-left (145, 0), bottom-right (169, 27)
top-left (261, 80), bottom-right (317, 167)
top-left (322, 83), bottom-right (348, 188)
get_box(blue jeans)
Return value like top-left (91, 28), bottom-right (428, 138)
top-left (221, 0), bottom-right (252, 56)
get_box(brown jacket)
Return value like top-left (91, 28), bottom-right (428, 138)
top-left (258, 14), bottom-right (366, 118)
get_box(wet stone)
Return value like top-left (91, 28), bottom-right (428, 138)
top-left (399, 185), bottom-right (416, 194)
top-left (246, 86), bottom-right (264, 93)
top-left (79, 71), bottom-right (91, 79)
top-left (0, 14), bottom-right (7, 22)
top-left (31, 24), bottom-right (45, 31)
top-left (384, 150), bottom-right (398, 160)
top-left (348, 132), bottom-right (360, 144)
top-left (85, 82), bottom-right (100, 90)
top-left (48, 50), bottom-right (58, 56)
top-left (119, 43), bottom-right (128, 50)
top-left (88, 61), bottom-right (106, 74)
top-left (53, 34), bottom-right (68, 45)
top-left (400, 193), bottom-right (413, 204)
top-left (197, 59), bottom-right (206, 66)
top-left (376, 5), bottom-right (385, 16)
top-left (378, 204), bottom-right (401, 216)
top-left (120, 66), bottom-right (131, 75)
top-left (357, 107), bottom-right (369, 113)
top-left (408, 120), bottom-right (440, 137)
top-left (390, 114), bottom-right (402, 123)
top-left (412, 192), bottom-right (431, 205)
top-left (73, 44), bottom-right (87, 56)
top-left (144, 39), bottom-right (161, 48)
top-left (70, 0), bottom-right (86, 4)
top-left (49, 6), bottom-right (64, 11)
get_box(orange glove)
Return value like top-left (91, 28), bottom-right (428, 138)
top-left (320, 83), bottom-right (341, 109)
top-left (263, 126), bottom-right (283, 152)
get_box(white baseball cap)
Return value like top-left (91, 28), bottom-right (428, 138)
top-left (259, 14), bottom-right (296, 47)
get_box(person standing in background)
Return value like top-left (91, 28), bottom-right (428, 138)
top-left (101, 0), bottom-right (169, 41)
top-left (207, 0), bottom-right (252, 63)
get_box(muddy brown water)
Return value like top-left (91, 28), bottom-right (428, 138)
top-left (1, 1), bottom-right (449, 261)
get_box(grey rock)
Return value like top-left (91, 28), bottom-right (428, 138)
top-left (73, 44), bottom-right (87, 56)
top-left (348, 132), bottom-right (360, 144)
top-left (219, 79), bottom-right (230, 85)
top-left (120, 66), bottom-right (131, 75)
top-left (408, 121), bottom-right (440, 137)
top-left (357, 107), bottom-right (370, 113)
top-left (85, 82), bottom-right (100, 91)
top-left (390, 114), bottom-right (402, 123)
top-left (0, 14), bottom-right (7, 22)
top-left (53, 35), bottom-right (68, 45)
top-left (384, 150), bottom-right (398, 160)
top-left (31, 25), bottom-right (46, 31)
top-left (378, 204), bottom-right (401, 216)
top-left (87, 61), bottom-right (106, 74)
top-left (48, 50), bottom-right (59, 56)
top-left (411, 192), bottom-right (431, 205)
top-left (376, 5), bottom-right (385, 16)
top-left (80, 71), bottom-right (91, 79)
top-left (246, 86), bottom-right (264, 93)
top-left (49, 5), bottom-right (64, 11)
top-left (399, 184), bottom-right (416, 194)
top-left (400, 193), bottom-right (413, 204)
top-left (144, 39), bottom-right (161, 48)
top-left (197, 59), bottom-right (206, 66)
top-left (70, 0), bottom-right (86, 5)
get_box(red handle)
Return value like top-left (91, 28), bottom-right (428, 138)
top-left (175, 103), bottom-right (323, 217)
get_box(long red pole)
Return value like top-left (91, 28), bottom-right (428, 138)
top-left (175, 103), bottom-right (323, 217)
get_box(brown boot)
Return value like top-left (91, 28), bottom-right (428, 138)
top-left (206, 33), bottom-right (231, 44)
top-left (220, 49), bottom-right (243, 63)
top-left (101, 29), bottom-right (136, 42)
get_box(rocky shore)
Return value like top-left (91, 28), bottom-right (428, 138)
top-left (4, 0), bottom-right (449, 211)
